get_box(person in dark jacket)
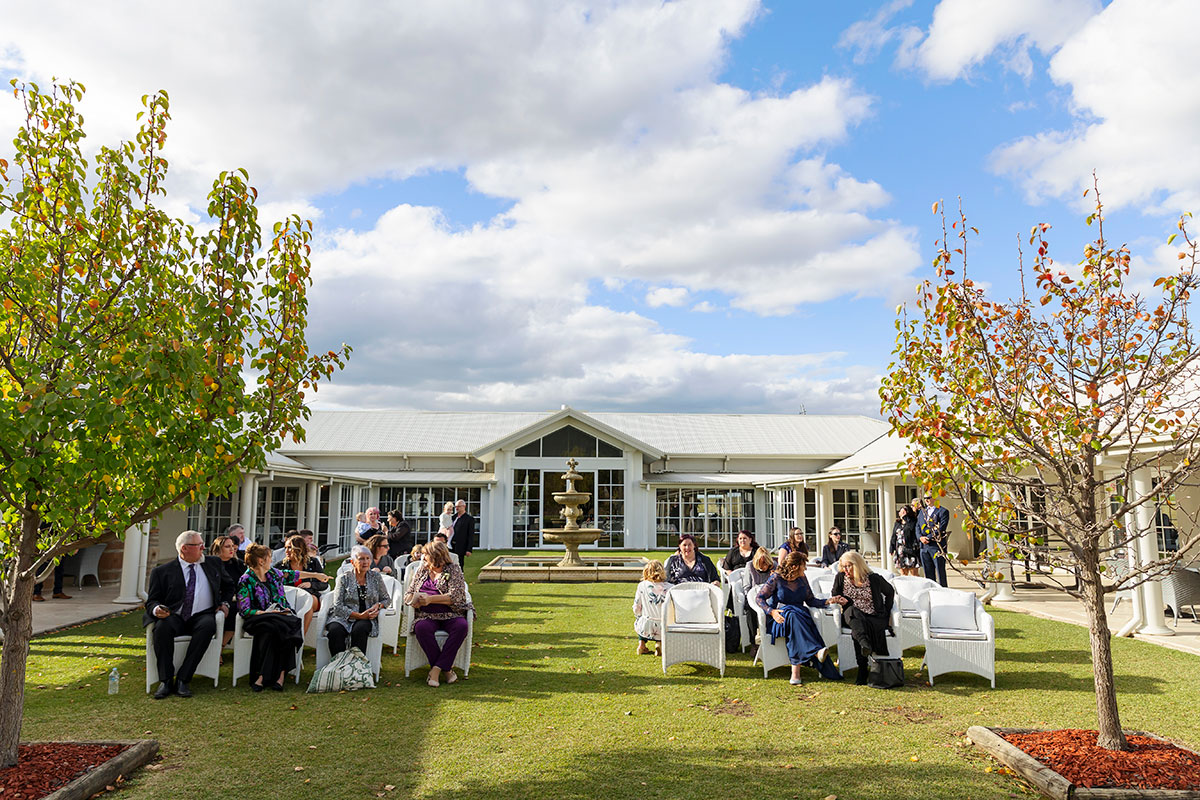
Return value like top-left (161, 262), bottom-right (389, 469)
top-left (664, 534), bottom-right (719, 584)
top-left (828, 551), bottom-right (895, 685)
top-left (386, 510), bottom-right (414, 560)
top-left (817, 527), bottom-right (850, 567)
top-left (720, 530), bottom-right (759, 572)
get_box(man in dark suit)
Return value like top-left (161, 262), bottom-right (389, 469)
top-left (449, 499), bottom-right (474, 570)
top-left (143, 530), bottom-right (233, 699)
top-left (916, 493), bottom-right (950, 587)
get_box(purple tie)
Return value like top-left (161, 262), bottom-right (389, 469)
top-left (181, 564), bottom-right (196, 621)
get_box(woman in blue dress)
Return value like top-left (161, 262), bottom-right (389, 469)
top-left (756, 551), bottom-right (841, 684)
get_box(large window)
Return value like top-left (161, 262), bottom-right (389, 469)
top-left (595, 469), bottom-right (625, 548)
top-left (831, 488), bottom-right (879, 552)
top-left (655, 488), bottom-right (755, 550)
top-left (254, 486), bottom-right (301, 546)
top-left (515, 425), bottom-right (623, 458)
top-left (510, 469), bottom-right (625, 548)
top-left (511, 470), bottom-right (542, 548)
top-left (376, 487), bottom-right (483, 547)
top-left (801, 488), bottom-right (817, 550)
top-left (187, 494), bottom-right (233, 544)
top-left (338, 485), bottom-right (356, 552)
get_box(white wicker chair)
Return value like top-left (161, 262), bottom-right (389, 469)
top-left (313, 574), bottom-right (388, 681)
top-left (231, 586), bottom-right (312, 686)
top-left (750, 593), bottom-right (792, 677)
top-left (377, 575), bottom-right (406, 654)
top-left (661, 583), bottom-right (726, 676)
top-left (916, 588), bottom-right (996, 687)
top-left (726, 569), bottom-right (751, 651)
top-left (891, 575), bottom-right (939, 654)
top-left (1162, 568), bottom-right (1200, 626)
top-left (303, 588), bottom-right (333, 651)
top-left (144, 609), bottom-right (225, 693)
top-left (830, 602), bottom-right (900, 676)
top-left (808, 573), bottom-right (839, 646)
top-left (403, 584), bottom-right (474, 677)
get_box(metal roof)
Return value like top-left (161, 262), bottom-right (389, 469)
top-left (819, 432), bottom-right (910, 475)
top-left (280, 410), bottom-right (888, 458)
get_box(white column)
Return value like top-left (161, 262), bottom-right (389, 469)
top-left (627, 452), bottom-right (646, 549)
top-left (879, 476), bottom-right (895, 571)
top-left (113, 522), bottom-right (148, 604)
top-left (329, 482), bottom-right (342, 552)
top-left (238, 473), bottom-right (257, 544)
top-left (1131, 469), bottom-right (1173, 635)
top-left (305, 480), bottom-right (320, 532)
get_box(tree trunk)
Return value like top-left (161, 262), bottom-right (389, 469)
top-left (0, 510), bottom-right (42, 767)
top-left (1079, 564), bottom-right (1129, 751)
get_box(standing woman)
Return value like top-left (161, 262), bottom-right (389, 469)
top-left (276, 534), bottom-right (328, 636)
top-left (756, 551), bottom-right (840, 684)
top-left (237, 544), bottom-right (328, 692)
top-left (890, 506), bottom-right (920, 576)
top-left (403, 540), bottom-right (473, 687)
top-left (210, 535), bottom-right (246, 648)
top-left (664, 534), bottom-right (718, 584)
top-left (386, 510), bottom-right (414, 562)
top-left (324, 545), bottom-right (391, 658)
top-left (828, 551), bottom-right (896, 685)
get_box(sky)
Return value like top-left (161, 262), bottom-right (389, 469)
top-left (2, 0), bottom-right (1197, 418)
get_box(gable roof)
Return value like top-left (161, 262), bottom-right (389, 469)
top-left (470, 407), bottom-right (664, 460)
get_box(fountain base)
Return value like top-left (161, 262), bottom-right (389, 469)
top-left (478, 554), bottom-right (650, 582)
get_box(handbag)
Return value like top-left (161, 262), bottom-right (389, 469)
top-left (867, 655), bottom-right (904, 689)
top-left (307, 647), bottom-right (376, 693)
top-left (723, 610), bottom-right (741, 653)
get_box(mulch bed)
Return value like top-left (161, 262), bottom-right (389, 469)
top-left (999, 729), bottom-right (1200, 790)
top-left (0, 743), bottom-right (128, 799)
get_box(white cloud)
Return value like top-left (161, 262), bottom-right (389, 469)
top-left (691, 301), bottom-right (718, 313)
top-left (991, 0), bottom-right (1200, 213)
top-left (646, 287), bottom-right (689, 308)
top-left (908, 0), bottom-right (1101, 81)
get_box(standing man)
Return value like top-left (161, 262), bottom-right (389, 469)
top-left (917, 493), bottom-right (950, 587)
top-left (449, 499), bottom-right (474, 570)
top-left (143, 531), bottom-right (233, 699)
top-left (226, 523), bottom-right (248, 553)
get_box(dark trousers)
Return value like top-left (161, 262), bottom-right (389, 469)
top-left (413, 616), bottom-right (469, 671)
top-left (34, 564), bottom-right (65, 596)
top-left (326, 619), bottom-right (372, 656)
top-left (845, 606), bottom-right (891, 685)
top-left (244, 613), bottom-right (302, 683)
top-left (921, 545), bottom-right (948, 586)
top-left (152, 610), bottom-right (218, 684)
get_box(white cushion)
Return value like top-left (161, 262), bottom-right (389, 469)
top-left (927, 590), bottom-right (978, 631)
top-left (928, 627), bottom-right (989, 641)
top-left (672, 589), bottom-right (716, 624)
top-left (665, 622), bottom-right (720, 634)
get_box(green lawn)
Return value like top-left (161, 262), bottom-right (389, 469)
top-left (17, 550), bottom-right (1200, 800)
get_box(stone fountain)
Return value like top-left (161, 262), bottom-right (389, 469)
top-left (540, 458), bottom-right (604, 567)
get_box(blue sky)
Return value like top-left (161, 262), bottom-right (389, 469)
top-left (3, 0), bottom-right (1196, 416)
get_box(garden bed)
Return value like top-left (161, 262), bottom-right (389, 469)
top-left (968, 726), bottom-right (1200, 799)
top-left (0, 740), bottom-right (158, 800)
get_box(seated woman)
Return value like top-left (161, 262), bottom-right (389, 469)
top-left (325, 545), bottom-right (391, 660)
top-left (817, 527), bottom-right (849, 567)
top-left (778, 527), bottom-right (809, 563)
top-left (366, 534), bottom-right (395, 576)
top-left (632, 560), bottom-right (669, 656)
top-left (210, 534), bottom-right (246, 648)
top-left (237, 543), bottom-right (328, 692)
top-left (720, 530), bottom-right (759, 572)
top-left (274, 535), bottom-right (328, 636)
top-left (744, 546), bottom-right (774, 649)
top-left (756, 551), bottom-right (840, 685)
top-left (664, 534), bottom-right (718, 584)
top-left (828, 551), bottom-right (896, 685)
top-left (403, 540), bottom-right (473, 687)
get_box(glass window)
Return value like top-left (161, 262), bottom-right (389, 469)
top-left (512, 469), bottom-right (541, 548)
top-left (595, 469), bottom-right (625, 548)
top-left (269, 486), bottom-right (300, 542)
top-left (186, 494), bottom-right (233, 544)
top-left (338, 485), bottom-right (355, 552)
top-left (597, 439), bottom-right (622, 458)
top-left (376, 487), bottom-right (482, 546)
top-left (512, 425), bottom-right (623, 458)
top-left (832, 488), bottom-right (871, 551)
top-left (655, 487), bottom-right (754, 550)
top-left (317, 485), bottom-right (330, 539)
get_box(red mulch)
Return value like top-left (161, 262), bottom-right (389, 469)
top-left (0, 743), bottom-right (128, 799)
top-left (1000, 729), bottom-right (1200, 790)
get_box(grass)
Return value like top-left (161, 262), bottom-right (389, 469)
top-left (15, 550), bottom-right (1200, 800)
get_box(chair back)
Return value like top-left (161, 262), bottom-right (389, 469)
top-left (892, 575), bottom-right (937, 611)
top-left (664, 582), bottom-right (723, 626)
top-left (916, 587), bottom-right (980, 631)
top-left (810, 573), bottom-right (835, 599)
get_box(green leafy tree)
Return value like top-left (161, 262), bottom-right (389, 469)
top-left (0, 80), bottom-right (349, 765)
top-left (880, 190), bottom-right (1200, 751)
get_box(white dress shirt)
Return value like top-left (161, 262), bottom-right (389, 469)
top-left (155, 557), bottom-right (216, 617)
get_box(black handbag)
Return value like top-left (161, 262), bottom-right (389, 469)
top-left (867, 655), bottom-right (904, 689)
top-left (723, 611), bottom-right (741, 653)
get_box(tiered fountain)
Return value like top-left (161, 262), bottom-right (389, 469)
top-left (478, 458), bottom-right (648, 582)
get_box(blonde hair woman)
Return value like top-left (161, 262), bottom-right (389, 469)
top-left (632, 560), bottom-right (668, 655)
top-left (828, 551), bottom-right (896, 685)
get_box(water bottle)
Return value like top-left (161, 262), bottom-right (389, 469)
top-left (108, 667), bottom-right (119, 695)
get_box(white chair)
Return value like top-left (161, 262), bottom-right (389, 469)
top-left (377, 575), bottom-right (406, 654)
top-left (891, 575), bottom-right (939, 653)
top-left (403, 584), bottom-right (474, 677)
top-left (62, 543), bottom-right (107, 589)
top-left (749, 592), bottom-right (795, 677)
top-left (916, 588), bottom-right (996, 687)
top-left (312, 575), bottom-right (391, 682)
top-left (1162, 568), bottom-right (1200, 626)
top-left (144, 609), bottom-right (225, 693)
top-left (661, 583), bottom-right (726, 676)
top-left (830, 601), bottom-right (900, 676)
top-left (726, 570), bottom-right (751, 651)
top-left (231, 587), bottom-right (312, 686)
top-left (303, 588), bottom-right (333, 651)
top-left (808, 573), bottom-right (840, 646)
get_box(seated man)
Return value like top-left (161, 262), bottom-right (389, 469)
top-left (143, 530), bottom-right (233, 699)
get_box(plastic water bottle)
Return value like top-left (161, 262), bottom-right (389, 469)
top-left (108, 668), bottom-right (119, 695)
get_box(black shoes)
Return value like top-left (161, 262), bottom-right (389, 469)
top-left (175, 681), bottom-right (193, 698)
top-left (251, 683), bottom-right (264, 693)
top-left (269, 681), bottom-right (285, 692)
top-left (153, 681), bottom-right (174, 700)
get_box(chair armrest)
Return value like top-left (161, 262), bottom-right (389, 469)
top-left (919, 609), bottom-right (932, 639)
top-left (976, 604), bottom-right (994, 639)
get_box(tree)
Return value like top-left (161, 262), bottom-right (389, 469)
top-left (880, 188), bottom-right (1200, 751)
top-left (0, 80), bottom-right (349, 766)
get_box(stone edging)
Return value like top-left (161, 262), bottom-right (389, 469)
top-left (21, 739), bottom-right (160, 800)
top-left (967, 726), bottom-right (1200, 800)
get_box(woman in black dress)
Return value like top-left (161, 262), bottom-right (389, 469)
top-left (664, 534), bottom-right (718, 584)
top-left (721, 530), bottom-right (759, 572)
top-left (210, 535), bottom-right (246, 648)
top-left (828, 551), bottom-right (895, 685)
top-left (275, 535), bottom-right (328, 636)
top-left (890, 505), bottom-right (920, 576)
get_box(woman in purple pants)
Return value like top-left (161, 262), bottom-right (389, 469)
top-left (403, 540), bottom-right (473, 687)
